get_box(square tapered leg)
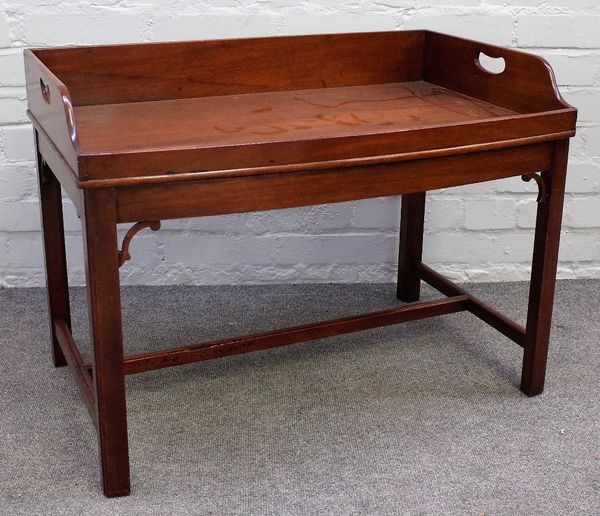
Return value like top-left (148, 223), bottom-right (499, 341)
top-left (82, 188), bottom-right (131, 497)
top-left (397, 192), bottom-right (426, 302)
top-left (521, 141), bottom-right (569, 397)
top-left (36, 133), bottom-right (70, 367)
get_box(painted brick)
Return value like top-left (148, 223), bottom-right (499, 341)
top-left (164, 234), bottom-right (279, 266)
top-left (152, 15), bottom-right (277, 41)
top-left (533, 51), bottom-right (599, 87)
top-left (568, 198), bottom-right (600, 228)
top-left (0, 96), bottom-right (28, 124)
top-left (0, 163), bottom-right (35, 200)
top-left (247, 204), bottom-right (353, 234)
top-left (24, 15), bottom-right (148, 46)
top-left (404, 14), bottom-right (513, 46)
top-left (490, 0), bottom-right (599, 8)
top-left (425, 198), bottom-right (463, 230)
top-left (281, 13), bottom-right (399, 35)
top-left (465, 199), bottom-right (516, 230)
top-left (415, 0), bottom-right (479, 5)
top-left (496, 176), bottom-right (539, 194)
top-left (0, 52), bottom-right (26, 86)
top-left (562, 89), bottom-right (600, 123)
top-left (274, 234), bottom-right (396, 265)
top-left (0, 3), bottom-right (599, 286)
top-left (559, 231), bottom-right (599, 262)
top-left (2, 125), bottom-right (35, 161)
top-left (62, 200), bottom-right (82, 233)
top-left (423, 233), bottom-right (494, 263)
top-left (448, 182), bottom-right (497, 195)
top-left (517, 16), bottom-right (600, 48)
top-left (0, 200), bottom-right (41, 232)
top-left (351, 198), bottom-right (400, 230)
top-left (185, 214), bottom-right (246, 232)
top-left (6, 232), bottom-right (44, 268)
top-left (64, 235), bottom-right (85, 269)
top-left (569, 129), bottom-right (586, 159)
top-left (490, 233), bottom-right (536, 263)
top-left (0, 234), bottom-right (8, 267)
top-left (566, 161), bottom-right (600, 194)
top-left (0, 15), bottom-right (9, 47)
top-left (585, 126), bottom-right (600, 158)
top-left (516, 199), bottom-right (538, 229)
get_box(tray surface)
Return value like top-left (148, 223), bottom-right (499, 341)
top-left (26, 31), bottom-right (576, 182)
top-left (74, 81), bottom-right (516, 155)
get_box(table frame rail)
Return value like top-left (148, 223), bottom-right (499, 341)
top-left (68, 264), bottom-right (527, 381)
top-left (53, 318), bottom-right (97, 427)
top-left (36, 136), bottom-right (570, 498)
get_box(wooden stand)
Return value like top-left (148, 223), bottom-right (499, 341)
top-left (26, 31), bottom-right (576, 497)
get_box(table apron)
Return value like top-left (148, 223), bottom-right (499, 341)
top-left (37, 127), bottom-right (83, 214)
top-left (114, 142), bottom-right (553, 223)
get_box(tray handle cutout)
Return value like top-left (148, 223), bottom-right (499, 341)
top-left (476, 51), bottom-right (506, 75)
top-left (40, 77), bottom-right (51, 104)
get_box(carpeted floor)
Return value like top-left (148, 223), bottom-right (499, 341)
top-left (0, 281), bottom-right (598, 515)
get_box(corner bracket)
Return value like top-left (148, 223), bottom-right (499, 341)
top-left (522, 173), bottom-right (548, 204)
top-left (118, 221), bottom-right (161, 267)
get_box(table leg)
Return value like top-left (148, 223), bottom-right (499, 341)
top-left (82, 189), bottom-right (131, 497)
top-left (397, 192), bottom-right (426, 302)
top-left (521, 140), bottom-right (569, 397)
top-left (36, 132), bottom-right (69, 367)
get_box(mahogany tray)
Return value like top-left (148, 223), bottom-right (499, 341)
top-left (25, 31), bottom-right (576, 497)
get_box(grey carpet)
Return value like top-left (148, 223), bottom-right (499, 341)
top-left (0, 281), bottom-right (598, 515)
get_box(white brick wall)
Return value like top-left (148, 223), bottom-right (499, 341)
top-left (1, 1), bottom-right (599, 287)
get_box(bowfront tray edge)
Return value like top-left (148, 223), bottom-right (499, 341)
top-left (25, 30), bottom-right (576, 192)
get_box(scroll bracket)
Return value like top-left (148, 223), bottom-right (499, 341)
top-left (118, 221), bottom-right (161, 267)
top-left (521, 173), bottom-right (548, 204)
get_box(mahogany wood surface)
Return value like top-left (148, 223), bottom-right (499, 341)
top-left (417, 263), bottom-right (526, 346)
top-left (521, 140), bottom-right (570, 396)
top-left (423, 32), bottom-right (569, 113)
top-left (397, 193), bottom-right (426, 302)
top-left (25, 52), bottom-right (79, 171)
top-left (35, 127), bottom-right (82, 214)
top-left (121, 296), bottom-right (470, 375)
top-left (82, 189), bottom-right (131, 497)
top-left (25, 30), bottom-right (577, 497)
top-left (53, 318), bottom-right (97, 427)
top-left (32, 31), bottom-right (425, 105)
top-left (25, 30), bottom-right (575, 182)
top-left (36, 144), bottom-right (70, 367)
top-left (114, 143), bottom-right (553, 223)
top-left (73, 82), bottom-right (514, 154)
